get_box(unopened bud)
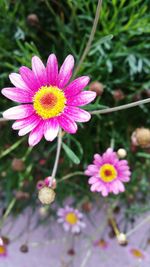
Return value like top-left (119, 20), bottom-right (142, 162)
top-left (113, 89), bottom-right (125, 101)
top-left (27, 14), bottom-right (39, 26)
top-left (38, 187), bottom-right (55, 205)
top-left (117, 148), bottom-right (127, 158)
top-left (12, 158), bottom-right (25, 171)
top-left (89, 81), bottom-right (104, 96)
top-left (117, 233), bottom-right (128, 246)
top-left (131, 128), bottom-right (150, 148)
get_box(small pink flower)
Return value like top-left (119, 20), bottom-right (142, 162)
top-left (85, 148), bottom-right (131, 197)
top-left (2, 54), bottom-right (96, 146)
top-left (57, 206), bottom-right (86, 234)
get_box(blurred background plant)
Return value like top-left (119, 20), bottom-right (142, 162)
top-left (0, 0), bottom-right (150, 220)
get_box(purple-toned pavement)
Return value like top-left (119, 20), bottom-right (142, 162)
top-left (0, 205), bottom-right (150, 267)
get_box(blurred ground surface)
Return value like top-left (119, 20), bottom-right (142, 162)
top-left (0, 205), bottom-right (150, 267)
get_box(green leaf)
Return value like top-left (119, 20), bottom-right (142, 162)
top-left (137, 152), bottom-right (150, 159)
top-left (62, 143), bottom-right (80, 164)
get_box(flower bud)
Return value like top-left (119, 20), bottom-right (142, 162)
top-left (131, 128), bottom-right (150, 148)
top-left (113, 89), bottom-right (125, 101)
top-left (89, 81), bottom-right (104, 96)
top-left (117, 233), bottom-right (128, 246)
top-left (44, 176), bottom-right (57, 189)
top-left (117, 148), bottom-right (127, 158)
top-left (27, 14), bottom-right (39, 26)
top-left (38, 187), bottom-right (55, 205)
top-left (12, 158), bottom-right (25, 171)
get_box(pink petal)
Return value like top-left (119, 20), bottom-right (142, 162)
top-left (2, 87), bottom-right (33, 103)
top-left (58, 55), bottom-right (74, 88)
top-left (3, 104), bottom-right (34, 120)
top-left (12, 114), bottom-right (40, 130)
top-left (46, 54), bottom-right (58, 86)
top-left (9, 73), bottom-right (30, 91)
top-left (28, 121), bottom-right (45, 146)
top-left (88, 177), bottom-right (99, 184)
top-left (19, 66), bottom-right (39, 92)
top-left (57, 114), bottom-right (77, 134)
top-left (64, 106), bottom-right (91, 122)
top-left (44, 119), bottom-right (59, 141)
top-left (18, 116), bottom-right (41, 136)
top-left (64, 76), bottom-right (90, 97)
top-left (32, 56), bottom-right (47, 86)
top-left (67, 91), bottom-right (96, 106)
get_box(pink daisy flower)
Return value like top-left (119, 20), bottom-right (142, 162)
top-left (85, 148), bottom-right (131, 197)
top-left (2, 54), bottom-right (96, 146)
top-left (57, 206), bottom-right (86, 234)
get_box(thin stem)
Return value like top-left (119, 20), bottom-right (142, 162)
top-left (73, 0), bottom-right (103, 77)
top-left (126, 214), bottom-right (150, 237)
top-left (51, 129), bottom-right (62, 181)
top-left (0, 198), bottom-right (16, 229)
top-left (57, 171), bottom-right (85, 183)
top-left (91, 97), bottom-right (150, 115)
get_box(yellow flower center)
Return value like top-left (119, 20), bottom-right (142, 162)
top-left (130, 248), bottom-right (144, 259)
top-left (65, 212), bottom-right (78, 225)
top-left (99, 164), bottom-right (117, 182)
top-left (0, 245), bottom-right (6, 255)
top-left (33, 86), bottom-right (66, 119)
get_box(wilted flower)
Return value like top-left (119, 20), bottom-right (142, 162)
top-left (131, 128), bottom-right (150, 148)
top-left (2, 54), bottom-right (96, 146)
top-left (85, 148), bottom-right (131, 197)
top-left (57, 206), bottom-right (86, 234)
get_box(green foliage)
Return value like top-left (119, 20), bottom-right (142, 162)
top-left (0, 0), bottom-right (150, 216)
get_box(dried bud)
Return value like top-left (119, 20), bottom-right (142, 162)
top-left (12, 158), bottom-right (25, 171)
top-left (38, 187), bottom-right (55, 205)
top-left (82, 201), bottom-right (92, 212)
top-left (20, 244), bottom-right (29, 253)
top-left (117, 233), bottom-right (128, 246)
top-left (89, 81), bottom-right (104, 96)
top-left (117, 148), bottom-right (127, 158)
top-left (27, 14), bottom-right (39, 26)
top-left (113, 89), bottom-right (125, 101)
top-left (131, 128), bottom-right (150, 148)
top-left (15, 191), bottom-right (30, 200)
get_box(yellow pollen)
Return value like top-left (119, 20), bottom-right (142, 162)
top-left (99, 163), bottom-right (117, 182)
top-left (65, 212), bottom-right (78, 225)
top-left (0, 245), bottom-right (6, 255)
top-left (130, 248), bottom-right (144, 259)
top-left (33, 86), bottom-right (66, 119)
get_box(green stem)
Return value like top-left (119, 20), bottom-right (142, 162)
top-left (57, 171), bottom-right (85, 183)
top-left (90, 97), bottom-right (150, 115)
top-left (73, 0), bottom-right (103, 77)
top-left (51, 129), bottom-right (62, 181)
top-left (0, 198), bottom-right (16, 229)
